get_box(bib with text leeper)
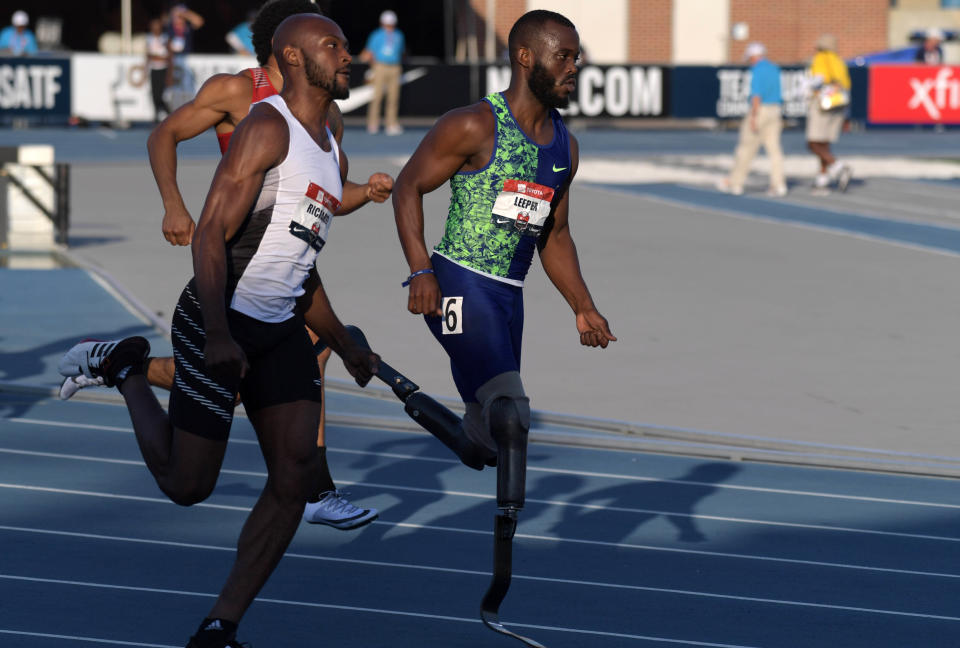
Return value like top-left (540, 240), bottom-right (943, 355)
top-left (490, 179), bottom-right (555, 236)
top-left (289, 182), bottom-right (340, 252)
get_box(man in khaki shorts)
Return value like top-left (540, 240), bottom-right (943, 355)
top-left (806, 33), bottom-right (852, 192)
top-left (718, 42), bottom-right (786, 197)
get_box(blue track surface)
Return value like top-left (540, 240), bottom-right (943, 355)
top-left (2, 254), bottom-right (960, 647)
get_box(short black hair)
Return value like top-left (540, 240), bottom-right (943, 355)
top-left (251, 0), bottom-right (322, 65)
top-left (507, 10), bottom-right (576, 63)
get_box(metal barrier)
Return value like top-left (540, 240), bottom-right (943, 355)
top-left (0, 146), bottom-right (70, 249)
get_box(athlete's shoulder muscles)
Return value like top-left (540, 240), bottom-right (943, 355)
top-left (399, 102), bottom-right (494, 192)
top-left (157, 72), bottom-right (252, 141)
top-left (225, 102), bottom-right (288, 171)
top-left (199, 103), bottom-right (287, 239)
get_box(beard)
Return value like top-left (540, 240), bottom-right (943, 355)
top-left (304, 56), bottom-right (349, 99)
top-left (527, 61), bottom-right (570, 109)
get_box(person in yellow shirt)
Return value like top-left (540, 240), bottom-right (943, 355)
top-left (806, 34), bottom-right (852, 192)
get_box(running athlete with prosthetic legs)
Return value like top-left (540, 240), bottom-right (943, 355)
top-left (392, 10), bottom-right (615, 644)
top-left (60, 16), bottom-right (378, 647)
top-left (60, 0), bottom-right (389, 529)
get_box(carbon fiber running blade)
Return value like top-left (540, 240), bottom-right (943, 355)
top-left (480, 610), bottom-right (547, 648)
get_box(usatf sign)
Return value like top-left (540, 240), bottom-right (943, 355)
top-left (868, 65), bottom-right (960, 124)
top-left (0, 58), bottom-right (69, 117)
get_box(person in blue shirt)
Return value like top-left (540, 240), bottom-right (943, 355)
top-left (718, 42), bottom-right (787, 197)
top-left (359, 10), bottom-right (405, 135)
top-left (0, 10), bottom-right (39, 57)
top-left (225, 11), bottom-right (255, 56)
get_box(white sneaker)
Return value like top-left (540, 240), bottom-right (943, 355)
top-left (836, 165), bottom-right (853, 192)
top-left (385, 125), bottom-right (404, 136)
top-left (766, 185), bottom-right (788, 197)
top-left (715, 179), bottom-right (743, 195)
top-left (59, 374), bottom-right (106, 400)
top-left (303, 490), bottom-right (378, 530)
top-left (813, 173), bottom-right (830, 189)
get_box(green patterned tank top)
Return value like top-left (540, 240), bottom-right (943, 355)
top-left (433, 92), bottom-right (571, 285)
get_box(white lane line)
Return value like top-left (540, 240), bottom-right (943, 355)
top-left (1, 525), bottom-right (957, 623)
top-left (0, 629), bottom-right (175, 647)
top-left (2, 447), bottom-right (958, 544)
top-left (0, 486), bottom-right (958, 580)
top-left (0, 574), bottom-right (763, 648)
top-left (6, 418), bottom-right (960, 510)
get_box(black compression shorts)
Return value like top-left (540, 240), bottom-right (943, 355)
top-left (169, 279), bottom-right (322, 440)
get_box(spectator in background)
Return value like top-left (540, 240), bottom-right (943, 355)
top-left (360, 10), bottom-right (405, 135)
top-left (226, 10), bottom-right (256, 56)
top-left (0, 10), bottom-right (38, 56)
top-left (917, 27), bottom-right (944, 65)
top-left (806, 33), bottom-right (852, 193)
top-left (166, 3), bottom-right (204, 58)
top-left (165, 4), bottom-right (204, 110)
top-left (146, 17), bottom-right (171, 123)
top-left (717, 42), bottom-right (786, 197)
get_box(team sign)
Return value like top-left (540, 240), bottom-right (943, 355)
top-left (0, 59), bottom-right (68, 114)
top-left (715, 67), bottom-right (809, 118)
top-left (868, 65), bottom-right (960, 123)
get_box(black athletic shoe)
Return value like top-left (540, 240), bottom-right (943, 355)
top-left (185, 619), bottom-right (249, 648)
top-left (58, 336), bottom-right (150, 387)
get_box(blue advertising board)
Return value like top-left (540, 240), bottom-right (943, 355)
top-left (0, 56), bottom-right (71, 124)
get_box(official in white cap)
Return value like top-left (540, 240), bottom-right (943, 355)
top-left (359, 9), bottom-right (406, 134)
top-left (0, 9), bottom-right (38, 56)
top-left (917, 27), bottom-right (945, 65)
top-left (717, 42), bottom-right (787, 197)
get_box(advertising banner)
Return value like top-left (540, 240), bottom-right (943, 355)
top-left (0, 56), bottom-right (70, 122)
top-left (484, 64), bottom-right (668, 118)
top-left (868, 65), bottom-right (960, 124)
top-left (672, 66), bottom-right (808, 119)
top-left (70, 53), bottom-right (255, 123)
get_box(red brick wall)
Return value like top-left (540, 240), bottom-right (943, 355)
top-left (628, 0), bottom-right (672, 63)
top-left (468, 0), bottom-right (526, 59)
top-left (729, 0), bottom-right (888, 64)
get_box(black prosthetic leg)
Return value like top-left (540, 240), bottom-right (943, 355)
top-left (344, 326), bottom-right (493, 470)
top-left (479, 398), bottom-right (546, 648)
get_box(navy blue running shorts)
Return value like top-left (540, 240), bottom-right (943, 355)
top-left (425, 253), bottom-right (523, 403)
top-left (169, 279), bottom-right (322, 440)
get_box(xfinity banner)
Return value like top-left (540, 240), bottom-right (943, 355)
top-left (868, 65), bottom-right (960, 124)
top-left (0, 57), bottom-right (70, 121)
top-left (485, 65), bottom-right (667, 118)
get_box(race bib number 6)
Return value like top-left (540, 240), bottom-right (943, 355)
top-left (442, 296), bottom-right (463, 335)
top-left (290, 182), bottom-right (341, 252)
top-left (491, 179), bottom-right (555, 236)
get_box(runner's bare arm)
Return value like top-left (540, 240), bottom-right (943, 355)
top-left (147, 73), bottom-right (252, 246)
top-left (298, 268), bottom-right (379, 386)
top-left (326, 103), bottom-right (394, 214)
top-left (537, 134), bottom-right (616, 348)
top-left (393, 105), bottom-right (493, 316)
top-left (191, 104), bottom-right (287, 377)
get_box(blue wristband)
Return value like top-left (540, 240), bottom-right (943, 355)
top-left (402, 268), bottom-right (434, 287)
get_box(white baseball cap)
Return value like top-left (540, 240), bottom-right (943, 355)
top-left (12, 10), bottom-right (28, 27)
top-left (743, 42), bottom-right (766, 60)
top-left (380, 10), bottom-right (397, 26)
top-left (927, 27), bottom-right (945, 41)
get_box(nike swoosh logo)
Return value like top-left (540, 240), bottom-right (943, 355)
top-left (552, 164), bottom-right (568, 172)
top-left (336, 67), bottom-right (429, 114)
